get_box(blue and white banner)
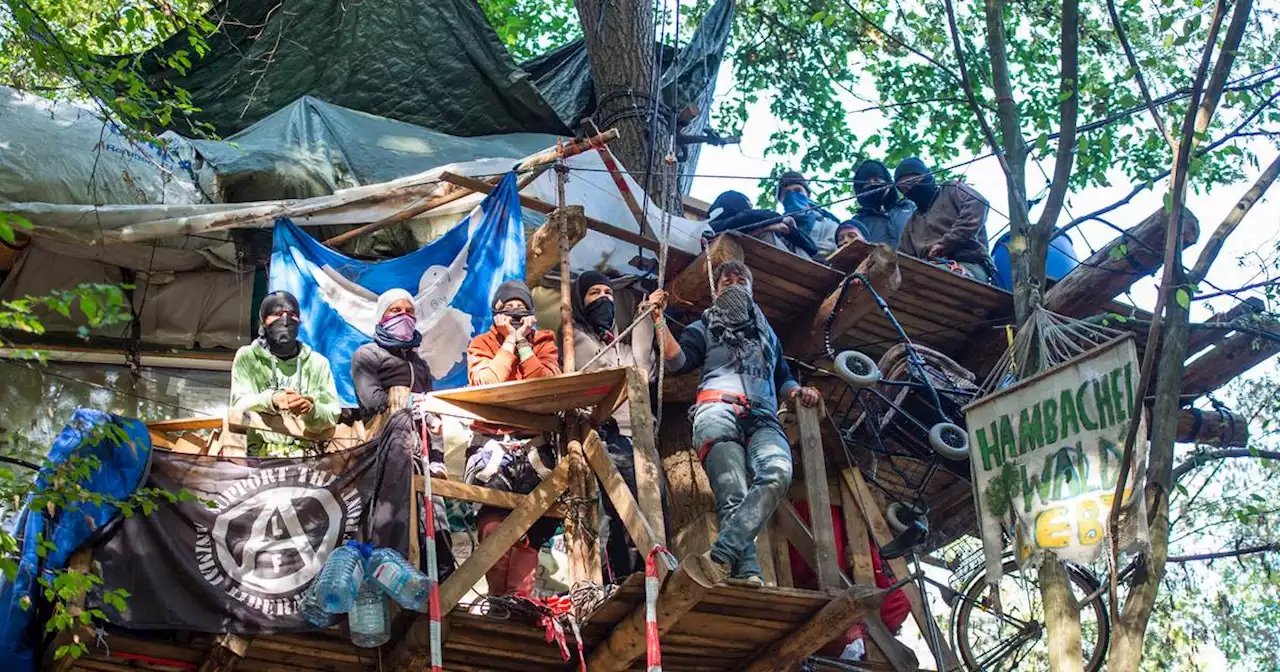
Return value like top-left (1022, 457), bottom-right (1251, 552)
top-left (269, 172), bottom-right (526, 404)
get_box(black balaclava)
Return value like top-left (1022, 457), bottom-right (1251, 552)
top-left (258, 291), bottom-right (301, 360)
top-left (707, 190), bottom-right (753, 223)
top-left (572, 270), bottom-right (615, 340)
top-left (894, 157), bottom-right (938, 212)
top-left (492, 280), bottom-right (534, 318)
top-left (854, 160), bottom-right (895, 210)
top-left (776, 171), bottom-right (809, 201)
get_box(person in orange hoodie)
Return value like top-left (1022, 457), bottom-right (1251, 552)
top-left (464, 280), bottom-right (561, 603)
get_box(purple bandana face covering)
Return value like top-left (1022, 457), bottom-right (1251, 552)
top-left (379, 313), bottom-right (417, 341)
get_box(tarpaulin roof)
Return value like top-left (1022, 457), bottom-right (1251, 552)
top-left (138, 0), bottom-right (734, 143)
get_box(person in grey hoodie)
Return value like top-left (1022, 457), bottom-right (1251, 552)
top-left (651, 260), bottom-right (821, 585)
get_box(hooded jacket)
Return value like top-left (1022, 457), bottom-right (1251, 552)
top-left (899, 181), bottom-right (994, 267)
top-left (666, 308), bottom-right (799, 415)
top-left (229, 342), bottom-right (341, 456)
top-left (571, 276), bottom-right (656, 437)
top-left (467, 327), bottom-right (561, 386)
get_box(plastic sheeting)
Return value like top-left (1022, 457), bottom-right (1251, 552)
top-left (0, 86), bottom-right (216, 206)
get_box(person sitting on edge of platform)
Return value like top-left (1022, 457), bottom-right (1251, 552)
top-left (350, 288), bottom-right (456, 582)
top-left (652, 260), bottom-right (821, 586)
top-left (838, 159), bottom-right (916, 250)
top-left (230, 290), bottom-right (341, 457)
top-left (706, 190), bottom-right (818, 259)
top-left (571, 270), bottom-right (671, 583)
top-left (463, 280), bottom-right (561, 602)
top-left (777, 171), bottom-right (842, 259)
top-left (894, 157), bottom-right (997, 283)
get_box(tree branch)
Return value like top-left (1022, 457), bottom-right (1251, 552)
top-left (1167, 543), bottom-right (1278, 564)
top-left (1034, 0), bottom-right (1080, 234)
top-left (940, 0), bottom-right (1009, 175)
top-left (1194, 276), bottom-right (1280, 300)
top-left (1172, 448), bottom-right (1280, 482)
top-left (1106, 0), bottom-right (1174, 147)
top-left (1189, 151), bottom-right (1280, 283)
top-left (839, 0), bottom-right (964, 85)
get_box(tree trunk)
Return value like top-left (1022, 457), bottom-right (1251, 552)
top-left (576, 0), bottom-right (674, 208)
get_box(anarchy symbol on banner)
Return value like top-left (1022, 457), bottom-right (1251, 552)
top-left (211, 485), bottom-right (344, 596)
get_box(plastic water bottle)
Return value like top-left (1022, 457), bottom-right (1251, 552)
top-left (300, 581), bottom-right (337, 627)
top-left (369, 547), bottom-right (429, 611)
top-left (313, 543), bottom-right (365, 614)
top-left (348, 580), bottom-right (391, 648)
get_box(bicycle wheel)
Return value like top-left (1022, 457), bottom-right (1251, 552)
top-left (950, 559), bottom-right (1110, 672)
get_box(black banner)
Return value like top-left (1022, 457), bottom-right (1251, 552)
top-left (90, 412), bottom-right (414, 633)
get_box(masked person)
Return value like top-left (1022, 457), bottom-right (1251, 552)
top-left (571, 271), bottom-right (670, 582)
top-left (705, 190), bottom-right (818, 259)
top-left (350, 288), bottom-right (455, 581)
top-left (894, 157), bottom-right (996, 283)
top-left (840, 160), bottom-right (916, 249)
top-left (777, 171), bottom-right (842, 259)
top-left (229, 291), bottom-right (341, 457)
top-left (464, 280), bottom-right (561, 600)
top-left (653, 261), bottom-right (821, 585)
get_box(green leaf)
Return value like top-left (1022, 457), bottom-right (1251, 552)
top-left (1175, 288), bottom-right (1191, 309)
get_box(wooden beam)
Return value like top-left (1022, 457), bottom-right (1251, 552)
top-left (798, 403), bottom-right (842, 590)
top-left (589, 377), bottom-right (629, 426)
top-left (225, 410), bottom-right (337, 442)
top-left (840, 468), bottom-right (961, 671)
top-left (776, 499), bottom-right (852, 589)
top-left (196, 634), bottom-right (252, 672)
top-left (581, 428), bottom-right (662, 566)
top-left (790, 242), bottom-right (901, 358)
top-left (739, 584), bottom-right (885, 672)
top-left (527, 201), bottom-right (586, 285)
top-left (657, 406), bottom-right (717, 560)
top-left (439, 172), bottom-right (693, 266)
top-left (756, 519), bottom-right (778, 586)
top-left (1174, 405), bottom-right (1248, 447)
top-left (625, 367), bottom-right (667, 546)
top-left (415, 395), bottom-right (560, 433)
top-left (770, 515), bottom-right (796, 588)
top-left (145, 417), bottom-right (223, 432)
top-left (585, 562), bottom-right (711, 671)
top-left (437, 460), bottom-right (570, 613)
top-left (1045, 206), bottom-right (1200, 318)
top-left (839, 478), bottom-right (876, 585)
top-left (414, 476), bottom-right (567, 518)
top-left (565, 435), bottom-right (603, 588)
top-left (1186, 300), bottom-right (1266, 355)
top-left (664, 234), bottom-right (744, 310)
top-left (1182, 327), bottom-right (1280, 398)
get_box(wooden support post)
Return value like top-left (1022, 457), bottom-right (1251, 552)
top-left (791, 242), bottom-right (901, 358)
top-left (665, 234), bottom-right (744, 309)
top-left (841, 468), bottom-right (961, 671)
top-left (197, 634), bottom-right (252, 672)
top-left (415, 475), bottom-right (568, 518)
top-left (581, 428), bottom-right (661, 563)
top-left (756, 519), bottom-right (778, 586)
top-left (526, 203), bottom-right (586, 285)
top-left (798, 403), bottom-right (842, 590)
top-left (436, 460), bottom-right (570, 613)
top-left (556, 165), bottom-right (577, 374)
top-left (776, 499), bottom-right (852, 589)
top-left (1182, 326), bottom-right (1280, 398)
top-left (739, 584), bottom-right (885, 672)
top-left (564, 436), bottom-right (602, 588)
top-left (625, 367), bottom-right (667, 546)
top-left (1045, 206), bottom-right (1200, 317)
top-left (585, 563), bottom-right (711, 671)
top-left (839, 478), bottom-right (876, 585)
top-left (770, 515), bottom-right (796, 588)
top-left (1174, 404), bottom-right (1248, 447)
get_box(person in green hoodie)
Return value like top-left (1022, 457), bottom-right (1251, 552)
top-left (230, 291), bottom-right (341, 456)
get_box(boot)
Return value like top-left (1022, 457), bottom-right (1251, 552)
top-left (879, 519), bottom-right (929, 560)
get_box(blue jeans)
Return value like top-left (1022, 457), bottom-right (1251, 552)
top-left (693, 402), bottom-right (793, 578)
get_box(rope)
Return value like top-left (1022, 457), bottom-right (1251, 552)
top-left (417, 420), bottom-right (443, 672)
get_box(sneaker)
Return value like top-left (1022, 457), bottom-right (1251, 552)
top-left (879, 519), bottom-right (929, 560)
top-left (740, 574), bottom-right (765, 587)
top-left (684, 551), bottom-right (731, 588)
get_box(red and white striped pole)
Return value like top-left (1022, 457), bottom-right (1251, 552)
top-left (645, 545), bottom-right (671, 672)
top-left (419, 420), bottom-right (443, 672)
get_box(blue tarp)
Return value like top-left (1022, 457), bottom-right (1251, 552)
top-left (0, 409), bottom-right (152, 670)
top-left (268, 171), bottom-right (527, 405)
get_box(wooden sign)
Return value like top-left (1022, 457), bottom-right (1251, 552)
top-left (963, 335), bottom-right (1149, 584)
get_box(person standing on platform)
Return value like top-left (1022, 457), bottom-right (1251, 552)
top-left (350, 288), bottom-right (456, 581)
top-left (894, 157), bottom-right (996, 283)
top-left (652, 261), bottom-right (821, 586)
top-left (230, 291), bottom-right (340, 457)
top-left (463, 280), bottom-right (561, 601)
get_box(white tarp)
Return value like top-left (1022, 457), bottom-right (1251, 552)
top-left (964, 335), bottom-right (1150, 587)
top-left (0, 86), bottom-right (216, 206)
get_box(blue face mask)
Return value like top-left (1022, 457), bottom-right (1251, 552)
top-left (782, 190), bottom-right (811, 211)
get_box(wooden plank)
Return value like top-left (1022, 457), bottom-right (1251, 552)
top-left (839, 479), bottom-right (877, 585)
top-left (739, 584), bottom-right (886, 672)
top-left (625, 367), bottom-right (667, 547)
top-left (415, 394), bottom-right (560, 433)
top-left (791, 243), bottom-right (901, 358)
top-left (565, 434), bottom-right (603, 588)
top-left (827, 238), bottom-right (875, 273)
top-left (146, 417), bottom-right (223, 432)
top-left (526, 204), bottom-right (585, 284)
top-left (777, 499), bottom-right (852, 589)
top-left (431, 367), bottom-right (627, 414)
top-left (841, 467), bottom-right (961, 670)
top-left (440, 172), bottom-right (694, 267)
top-left (440, 461), bottom-right (569, 612)
top-left (798, 404), bottom-right (842, 590)
top-left (771, 515), bottom-right (795, 588)
top-left (581, 428), bottom-right (662, 565)
top-left (585, 562), bottom-right (712, 671)
top-left (755, 518), bottom-right (778, 586)
top-left (415, 475), bottom-right (567, 518)
top-left (735, 233), bottom-right (845, 292)
top-left (197, 634), bottom-right (253, 672)
top-left (589, 376), bottom-right (629, 426)
top-left (1182, 327), bottom-right (1280, 398)
top-left (226, 410), bottom-right (337, 442)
